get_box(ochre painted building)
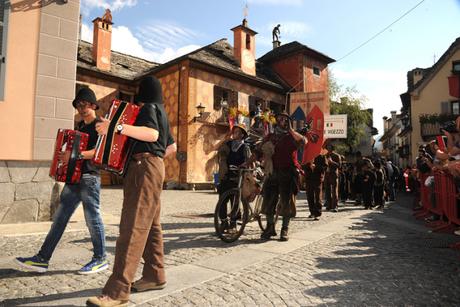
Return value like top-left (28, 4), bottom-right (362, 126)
top-left (78, 15), bottom-right (335, 187)
top-left (402, 38), bottom-right (460, 163)
top-left (141, 20), bottom-right (335, 186)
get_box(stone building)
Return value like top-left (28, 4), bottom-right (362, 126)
top-left (380, 111), bottom-right (403, 166)
top-left (0, 0), bottom-right (80, 223)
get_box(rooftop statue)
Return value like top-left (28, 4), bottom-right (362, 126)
top-left (102, 8), bottom-right (112, 23)
top-left (272, 24), bottom-right (281, 42)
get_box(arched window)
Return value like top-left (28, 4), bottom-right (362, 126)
top-left (246, 34), bottom-right (251, 50)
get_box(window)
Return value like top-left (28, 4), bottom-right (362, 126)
top-left (213, 86), bottom-right (237, 111)
top-left (312, 66), bottom-right (320, 76)
top-left (246, 33), bottom-right (251, 50)
top-left (213, 86), bottom-right (238, 123)
top-left (249, 96), bottom-right (265, 117)
top-left (0, 1), bottom-right (10, 100)
top-left (453, 61), bottom-right (460, 74)
top-left (452, 101), bottom-right (460, 115)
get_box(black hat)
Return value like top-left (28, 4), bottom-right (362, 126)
top-left (72, 87), bottom-right (99, 109)
top-left (135, 76), bottom-right (163, 104)
top-left (232, 123), bottom-right (249, 138)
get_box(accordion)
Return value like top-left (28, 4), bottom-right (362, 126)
top-left (49, 129), bottom-right (89, 184)
top-left (93, 100), bottom-right (140, 174)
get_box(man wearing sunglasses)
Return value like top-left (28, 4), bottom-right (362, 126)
top-left (15, 88), bottom-right (108, 275)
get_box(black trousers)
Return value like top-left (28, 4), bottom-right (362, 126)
top-left (306, 181), bottom-right (322, 217)
top-left (362, 188), bottom-right (374, 208)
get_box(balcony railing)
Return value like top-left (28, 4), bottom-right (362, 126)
top-left (419, 113), bottom-right (457, 140)
top-left (420, 122), bottom-right (441, 139)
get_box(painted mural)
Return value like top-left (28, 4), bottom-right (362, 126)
top-left (158, 71), bottom-right (180, 182)
top-left (186, 68), bottom-right (284, 183)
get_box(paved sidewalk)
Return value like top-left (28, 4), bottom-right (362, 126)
top-left (1, 189), bottom-right (460, 306)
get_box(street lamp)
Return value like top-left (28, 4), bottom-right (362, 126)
top-left (193, 103), bottom-right (206, 122)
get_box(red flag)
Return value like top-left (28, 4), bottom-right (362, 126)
top-left (302, 105), bottom-right (325, 163)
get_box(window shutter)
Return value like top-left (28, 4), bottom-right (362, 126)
top-left (440, 101), bottom-right (449, 114)
top-left (231, 90), bottom-right (238, 108)
top-left (213, 86), bottom-right (222, 111)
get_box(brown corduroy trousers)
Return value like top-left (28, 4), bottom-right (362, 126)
top-left (102, 154), bottom-right (165, 300)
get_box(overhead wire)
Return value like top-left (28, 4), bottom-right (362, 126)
top-left (336, 0), bottom-right (426, 62)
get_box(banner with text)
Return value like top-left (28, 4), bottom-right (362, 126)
top-left (324, 114), bottom-right (347, 138)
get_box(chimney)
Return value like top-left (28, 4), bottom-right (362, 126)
top-left (382, 116), bottom-right (388, 132)
top-left (231, 19), bottom-right (257, 76)
top-left (390, 110), bottom-right (397, 122)
top-left (92, 9), bottom-right (113, 71)
top-left (412, 68), bottom-right (424, 85)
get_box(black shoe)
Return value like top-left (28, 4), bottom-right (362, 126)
top-left (220, 220), bottom-right (229, 232)
top-left (313, 217), bottom-right (320, 221)
top-left (308, 214), bottom-right (313, 218)
top-left (280, 228), bottom-right (289, 241)
top-left (331, 208), bottom-right (338, 213)
top-left (261, 224), bottom-right (277, 240)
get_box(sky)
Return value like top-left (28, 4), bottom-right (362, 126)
top-left (80, 0), bottom-right (460, 135)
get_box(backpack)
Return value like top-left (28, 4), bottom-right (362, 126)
top-left (392, 164), bottom-right (400, 178)
top-left (375, 169), bottom-right (385, 186)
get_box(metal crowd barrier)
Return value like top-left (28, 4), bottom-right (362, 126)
top-left (415, 171), bottom-right (459, 235)
top-left (414, 173), bottom-right (433, 219)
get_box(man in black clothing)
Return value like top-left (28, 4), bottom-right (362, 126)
top-left (88, 76), bottom-right (176, 306)
top-left (16, 88), bottom-right (108, 275)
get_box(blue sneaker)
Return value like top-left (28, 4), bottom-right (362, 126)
top-left (78, 258), bottom-right (108, 275)
top-left (15, 255), bottom-right (49, 273)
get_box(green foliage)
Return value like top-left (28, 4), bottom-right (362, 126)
top-left (328, 71), bottom-right (372, 154)
top-left (419, 113), bottom-right (457, 124)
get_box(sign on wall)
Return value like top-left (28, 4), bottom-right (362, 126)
top-left (324, 114), bottom-right (347, 138)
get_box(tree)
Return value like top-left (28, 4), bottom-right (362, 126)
top-left (328, 72), bottom-right (372, 154)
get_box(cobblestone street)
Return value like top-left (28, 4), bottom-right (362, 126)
top-left (1, 189), bottom-right (460, 306)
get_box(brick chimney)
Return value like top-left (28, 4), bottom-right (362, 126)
top-left (391, 110), bottom-right (397, 122)
top-left (92, 9), bottom-right (113, 71)
top-left (231, 19), bottom-right (257, 76)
